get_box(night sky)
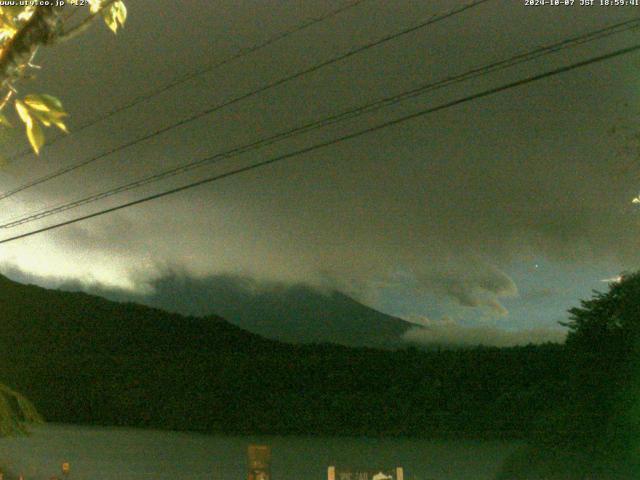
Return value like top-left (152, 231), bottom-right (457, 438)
top-left (0, 0), bottom-right (639, 346)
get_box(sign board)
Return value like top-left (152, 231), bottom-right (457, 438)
top-left (247, 445), bottom-right (271, 480)
top-left (328, 467), bottom-right (404, 480)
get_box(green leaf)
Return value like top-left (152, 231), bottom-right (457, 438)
top-left (17, 95), bottom-right (68, 150)
top-left (52, 117), bottom-right (68, 133)
top-left (29, 105), bottom-right (68, 133)
top-left (26, 119), bottom-right (44, 155)
top-left (24, 94), bottom-right (65, 114)
top-left (103, 1), bottom-right (127, 33)
top-left (14, 99), bottom-right (32, 127)
top-left (114, 1), bottom-right (127, 24)
top-left (103, 9), bottom-right (117, 33)
top-left (17, 100), bottom-right (44, 154)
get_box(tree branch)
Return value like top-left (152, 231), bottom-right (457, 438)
top-left (0, 6), bottom-right (63, 88)
top-left (58, 0), bottom-right (118, 42)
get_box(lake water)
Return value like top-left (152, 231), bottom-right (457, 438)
top-left (0, 424), bottom-right (520, 480)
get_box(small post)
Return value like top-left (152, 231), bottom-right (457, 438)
top-left (62, 462), bottom-right (70, 477)
top-left (327, 467), bottom-right (404, 480)
top-left (247, 445), bottom-right (271, 480)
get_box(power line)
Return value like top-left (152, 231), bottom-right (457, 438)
top-left (5, 0), bottom-right (371, 162)
top-left (2, 17), bottom-right (639, 229)
top-left (1, 42), bottom-right (638, 246)
top-left (0, 0), bottom-right (491, 201)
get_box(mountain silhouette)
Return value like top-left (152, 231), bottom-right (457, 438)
top-left (55, 273), bottom-right (414, 349)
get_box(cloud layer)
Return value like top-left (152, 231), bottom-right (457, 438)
top-left (403, 316), bottom-right (566, 347)
top-left (0, 1), bottom-right (637, 325)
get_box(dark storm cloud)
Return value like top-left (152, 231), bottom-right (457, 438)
top-left (0, 0), bottom-right (638, 319)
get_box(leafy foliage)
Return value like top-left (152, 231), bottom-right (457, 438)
top-left (562, 273), bottom-right (640, 470)
top-left (0, 0), bottom-right (127, 154)
top-left (498, 272), bottom-right (640, 479)
top-left (15, 94), bottom-right (68, 153)
top-left (0, 383), bottom-right (42, 436)
top-left (96, 1), bottom-right (127, 33)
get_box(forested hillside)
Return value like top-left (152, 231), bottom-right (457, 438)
top-left (0, 275), bottom-right (566, 437)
